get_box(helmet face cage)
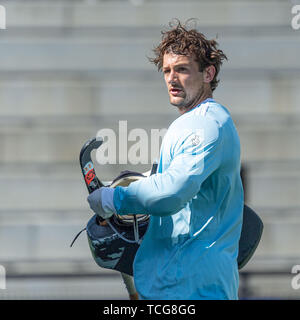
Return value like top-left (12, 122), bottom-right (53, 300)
top-left (109, 173), bottom-right (150, 244)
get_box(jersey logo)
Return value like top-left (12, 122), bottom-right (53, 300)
top-left (191, 134), bottom-right (201, 146)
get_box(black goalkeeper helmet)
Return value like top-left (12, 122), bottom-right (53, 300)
top-left (86, 170), bottom-right (151, 276)
top-left (72, 137), bottom-right (156, 276)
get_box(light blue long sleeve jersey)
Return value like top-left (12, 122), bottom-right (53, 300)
top-left (113, 98), bottom-right (244, 300)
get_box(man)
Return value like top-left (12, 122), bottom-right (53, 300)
top-left (88, 20), bottom-right (244, 300)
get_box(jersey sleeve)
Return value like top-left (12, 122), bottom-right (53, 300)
top-left (113, 118), bottom-right (223, 217)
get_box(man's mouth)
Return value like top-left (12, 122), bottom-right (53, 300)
top-left (170, 87), bottom-right (183, 96)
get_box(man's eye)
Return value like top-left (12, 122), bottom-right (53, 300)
top-left (163, 69), bottom-right (170, 74)
top-left (178, 67), bottom-right (187, 72)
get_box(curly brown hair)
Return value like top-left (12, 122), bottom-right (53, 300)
top-left (149, 19), bottom-right (227, 91)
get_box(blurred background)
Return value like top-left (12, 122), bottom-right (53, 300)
top-left (0, 0), bottom-right (299, 300)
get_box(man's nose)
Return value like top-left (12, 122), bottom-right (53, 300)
top-left (168, 70), bottom-right (178, 84)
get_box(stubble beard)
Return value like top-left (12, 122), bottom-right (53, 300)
top-left (170, 89), bottom-right (204, 113)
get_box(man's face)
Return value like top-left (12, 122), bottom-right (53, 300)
top-left (162, 53), bottom-right (207, 113)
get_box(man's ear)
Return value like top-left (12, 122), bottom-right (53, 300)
top-left (203, 65), bottom-right (216, 83)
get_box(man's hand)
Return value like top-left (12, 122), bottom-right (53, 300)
top-left (87, 187), bottom-right (116, 219)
